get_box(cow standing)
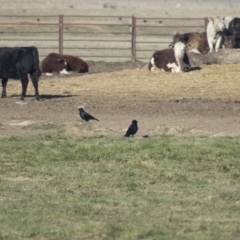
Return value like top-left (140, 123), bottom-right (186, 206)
top-left (206, 17), bottom-right (226, 52)
top-left (0, 46), bottom-right (41, 100)
top-left (227, 17), bottom-right (240, 37)
top-left (148, 41), bottom-right (191, 73)
top-left (223, 17), bottom-right (240, 49)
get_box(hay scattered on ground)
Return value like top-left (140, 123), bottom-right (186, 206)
top-left (12, 64), bottom-right (240, 101)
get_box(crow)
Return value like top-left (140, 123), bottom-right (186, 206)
top-left (124, 120), bottom-right (138, 137)
top-left (78, 107), bottom-right (99, 121)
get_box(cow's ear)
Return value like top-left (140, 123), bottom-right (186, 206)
top-left (169, 43), bottom-right (174, 48)
top-left (208, 17), bottom-right (213, 22)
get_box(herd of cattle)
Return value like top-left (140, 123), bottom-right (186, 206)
top-left (149, 16), bottom-right (240, 73)
top-left (0, 16), bottom-right (240, 100)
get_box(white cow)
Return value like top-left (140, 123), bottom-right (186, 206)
top-left (207, 17), bottom-right (226, 52)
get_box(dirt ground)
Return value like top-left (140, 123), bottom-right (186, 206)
top-left (1, 62), bottom-right (240, 138)
top-left (1, 1), bottom-right (240, 138)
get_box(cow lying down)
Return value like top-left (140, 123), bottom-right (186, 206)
top-left (148, 41), bottom-right (191, 73)
top-left (41, 53), bottom-right (89, 76)
top-left (172, 32), bottom-right (209, 54)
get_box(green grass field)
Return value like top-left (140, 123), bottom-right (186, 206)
top-left (1, 124), bottom-right (240, 239)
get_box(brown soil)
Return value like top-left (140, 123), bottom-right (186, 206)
top-left (1, 63), bottom-right (240, 138)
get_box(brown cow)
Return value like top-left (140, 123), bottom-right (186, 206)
top-left (41, 53), bottom-right (68, 76)
top-left (41, 53), bottom-right (88, 76)
top-left (148, 41), bottom-right (191, 73)
top-left (172, 32), bottom-right (209, 54)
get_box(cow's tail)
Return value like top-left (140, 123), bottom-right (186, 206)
top-left (32, 46), bottom-right (41, 79)
top-left (29, 47), bottom-right (40, 100)
top-left (148, 57), bottom-right (155, 71)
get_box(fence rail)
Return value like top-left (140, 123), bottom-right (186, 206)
top-left (0, 15), bottom-right (207, 62)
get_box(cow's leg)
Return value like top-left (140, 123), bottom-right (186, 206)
top-left (30, 73), bottom-right (40, 100)
top-left (59, 69), bottom-right (70, 75)
top-left (207, 38), bottom-right (214, 52)
top-left (167, 63), bottom-right (178, 72)
top-left (189, 49), bottom-right (201, 54)
top-left (215, 36), bottom-right (222, 52)
top-left (20, 76), bottom-right (29, 100)
top-left (1, 78), bottom-right (8, 98)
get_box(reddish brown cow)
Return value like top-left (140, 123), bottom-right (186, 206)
top-left (148, 41), bottom-right (191, 73)
top-left (41, 52), bottom-right (88, 75)
top-left (60, 54), bottom-right (88, 73)
top-left (172, 32), bottom-right (210, 54)
top-left (41, 53), bottom-right (68, 75)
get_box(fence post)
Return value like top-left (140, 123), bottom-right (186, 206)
top-left (131, 14), bottom-right (136, 62)
top-left (59, 15), bottom-right (64, 54)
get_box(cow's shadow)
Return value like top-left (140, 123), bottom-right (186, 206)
top-left (40, 94), bottom-right (77, 99)
top-left (190, 66), bottom-right (201, 71)
top-left (11, 94), bottom-right (77, 100)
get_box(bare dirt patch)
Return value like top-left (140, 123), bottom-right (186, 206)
top-left (1, 63), bottom-right (240, 137)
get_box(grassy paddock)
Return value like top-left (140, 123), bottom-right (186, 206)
top-left (0, 131), bottom-right (240, 239)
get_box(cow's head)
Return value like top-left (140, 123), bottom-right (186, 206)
top-left (213, 17), bottom-right (226, 32)
top-left (58, 58), bottom-right (67, 67)
top-left (222, 16), bottom-right (234, 29)
top-left (169, 41), bottom-right (189, 59)
top-left (172, 32), bottom-right (181, 43)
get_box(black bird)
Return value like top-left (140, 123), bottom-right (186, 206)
top-left (124, 120), bottom-right (138, 137)
top-left (78, 108), bottom-right (99, 122)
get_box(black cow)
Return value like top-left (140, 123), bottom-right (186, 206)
top-left (228, 17), bottom-right (240, 37)
top-left (0, 46), bottom-right (41, 100)
top-left (225, 34), bottom-right (240, 48)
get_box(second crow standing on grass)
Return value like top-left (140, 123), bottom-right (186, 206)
top-left (78, 107), bottom-right (99, 121)
top-left (125, 120), bottom-right (138, 137)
